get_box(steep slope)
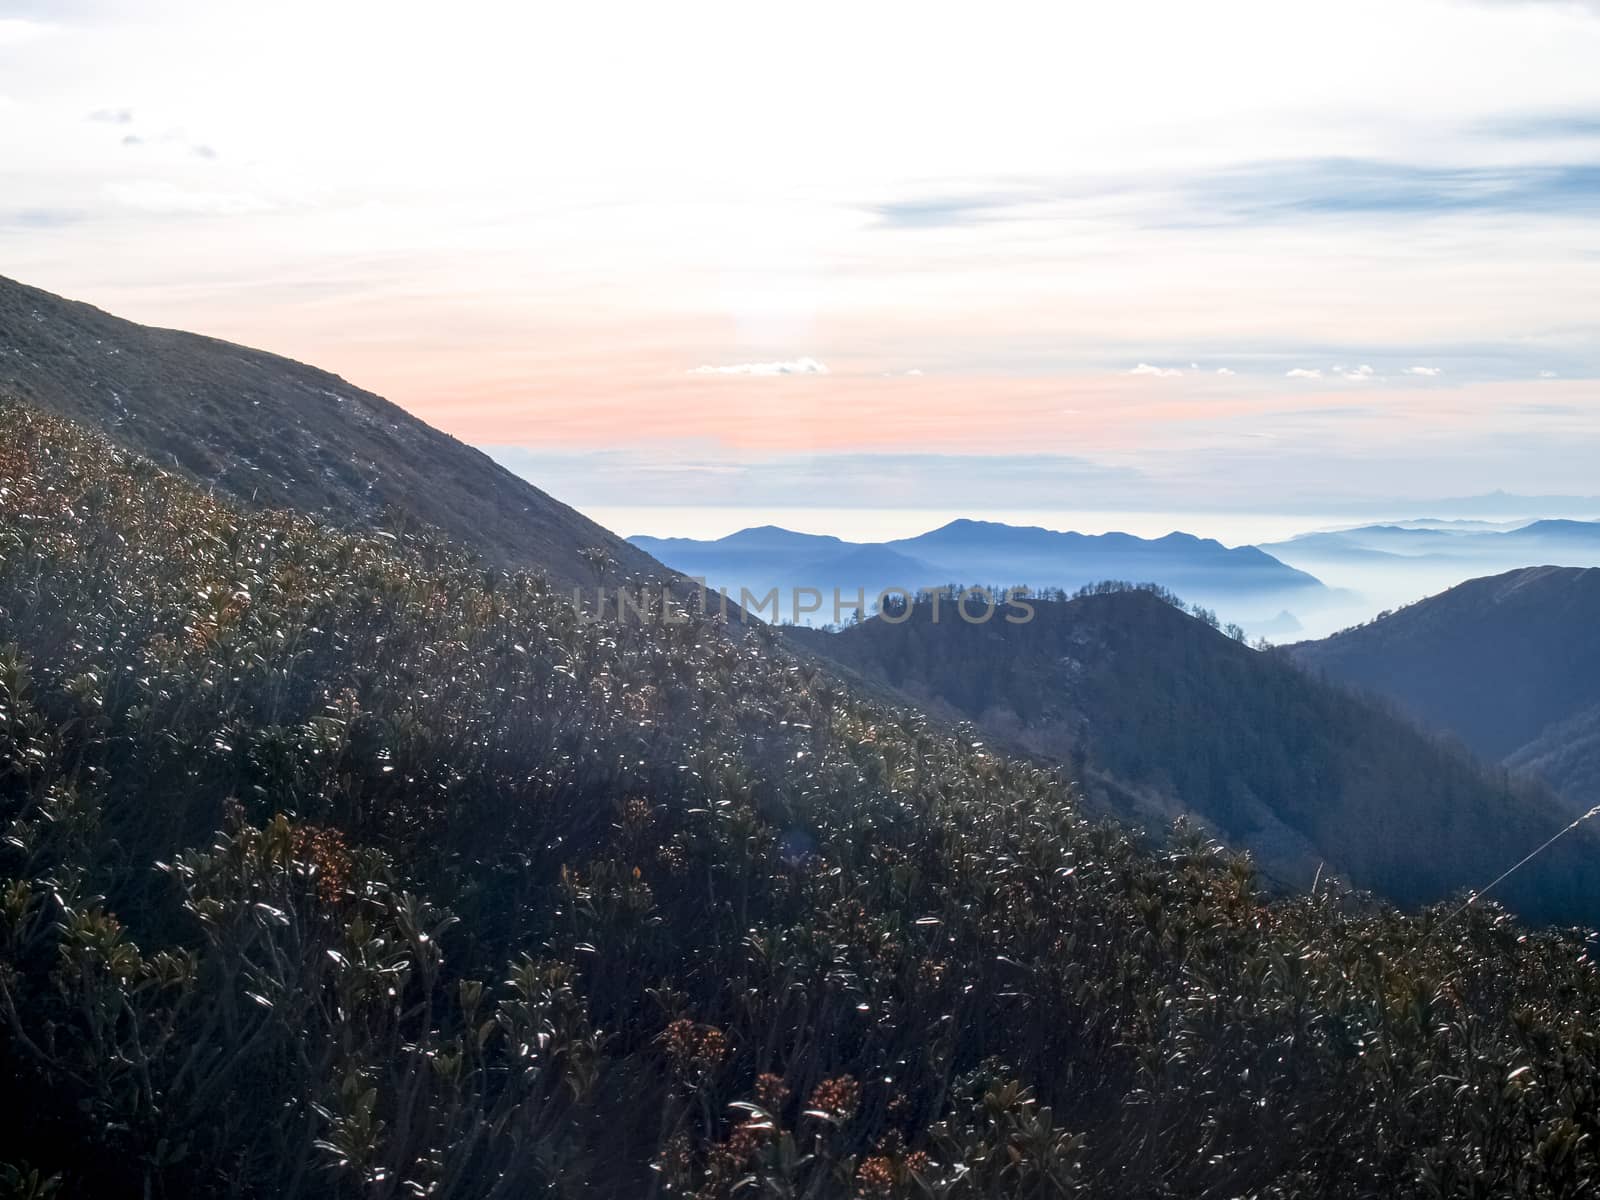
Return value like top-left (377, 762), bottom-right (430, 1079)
top-left (7, 402), bottom-right (1600, 1197)
top-left (1290, 567), bottom-right (1600, 764)
top-left (787, 585), bottom-right (1597, 916)
top-left (0, 273), bottom-right (664, 592)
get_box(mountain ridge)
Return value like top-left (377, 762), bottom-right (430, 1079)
top-left (634, 519), bottom-right (1326, 629)
top-left (0, 273), bottom-right (668, 595)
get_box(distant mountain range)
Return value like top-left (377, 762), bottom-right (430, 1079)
top-left (634, 519), bottom-right (1327, 627)
top-left (0, 274), bottom-right (668, 594)
top-left (1262, 519), bottom-right (1600, 569)
top-left (1290, 566), bottom-right (1600, 809)
top-left (785, 585), bottom-right (1598, 920)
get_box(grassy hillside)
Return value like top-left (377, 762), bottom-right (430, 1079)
top-left (4, 400), bottom-right (1600, 1198)
top-left (786, 585), bottom-right (1598, 920)
top-left (0, 274), bottom-right (667, 593)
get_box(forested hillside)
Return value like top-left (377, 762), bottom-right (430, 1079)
top-left (787, 586), bottom-right (1598, 918)
top-left (1292, 567), bottom-right (1600, 806)
top-left (5, 399), bottom-right (1600, 1199)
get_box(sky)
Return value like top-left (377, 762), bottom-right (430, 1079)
top-left (3, 0), bottom-right (1599, 523)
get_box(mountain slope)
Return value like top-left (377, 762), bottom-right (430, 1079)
top-left (787, 585), bottom-right (1598, 917)
top-left (7, 401), bottom-right (1600, 1197)
top-left (1290, 566), bottom-right (1600, 764)
top-left (0, 273), bottom-right (663, 592)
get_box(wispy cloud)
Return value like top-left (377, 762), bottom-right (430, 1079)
top-left (1195, 157), bottom-right (1600, 221)
top-left (1477, 111), bottom-right (1600, 139)
top-left (1, 208), bottom-right (85, 229)
top-left (1286, 368), bottom-right (1323, 379)
top-left (487, 446), bottom-right (1143, 508)
top-left (870, 189), bottom-right (1043, 230)
top-left (1129, 363), bottom-right (1183, 377)
top-left (88, 107), bottom-right (134, 125)
top-left (1404, 366), bottom-right (1444, 377)
top-left (1335, 364), bottom-right (1376, 381)
top-left (872, 155), bottom-right (1600, 234)
top-left (1216, 367), bottom-right (1236, 376)
top-left (689, 357), bottom-right (829, 377)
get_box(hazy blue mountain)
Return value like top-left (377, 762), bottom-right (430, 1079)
top-left (632, 529), bottom-right (943, 612)
top-left (635, 518), bottom-right (1325, 627)
top-left (1506, 519), bottom-right (1600, 549)
top-left (1264, 518), bottom-right (1600, 567)
top-left (890, 519), bottom-right (1322, 592)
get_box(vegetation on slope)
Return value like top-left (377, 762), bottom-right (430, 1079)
top-left (1290, 566), bottom-right (1600, 764)
top-left (787, 585), bottom-right (1599, 921)
top-left (4, 400), bottom-right (1600, 1198)
top-left (1508, 704), bottom-right (1600, 809)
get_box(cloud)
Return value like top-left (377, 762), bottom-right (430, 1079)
top-left (486, 446), bottom-right (1144, 508)
top-left (1196, 157), bottom-right (1600, 222)
top-left (1404, 366), bottom-right (1443, 376)
top-left (2, 208), bottom-right (84, 229)
top-left (106, 180), bottom-right (273, 216)
top-left (1286, 368), bottom-right (1323, 379)
top-left (1130, 363), bottom-right (1183, 377)
top-left (1336, 364), bottom-right (1376, 381)
top-left (689, 357), bottom-right (829, 377)
top-left (870, 189), bottom-right (1042, 229)
top-left (1477, 111), bottom-right (1600, 139)
top-left (89, 107), bottom-right (134, 125)
top-left (879, 155), bottom-right (1600, 235)
top-left (1216, 367), bottom-right (1236, 376)
top-left (1540, 369), bottom-right (1560, 378)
